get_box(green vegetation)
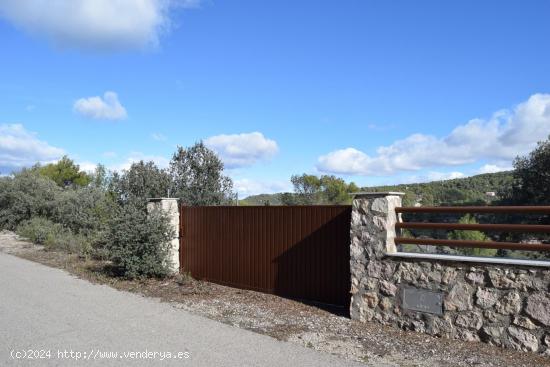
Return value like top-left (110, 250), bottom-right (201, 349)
top-left (16, 217), bottom-right (92, 255)
top-left (239, 193), bottom-right (285, 206)
top-left (110, 160), bottom-right (170, 202)
top-left (3, 135), bottom-right (549, 264)
top-left (0, 169), bottom-right (61, 229)
top-left (242, 171), bottom-right (514, 206)
top-left (242, 135), bottom-right (550, 260)
top-left (34, 156), bottom-right (91, 187)
top-left (285, 174), bottom-right (358, 205)
top-left (511, 137), bottom-right (550, 205)
top-left (242, 174), bottom-right (358, 205)
top-left (447, 214), bottom-right (496, 257)
top-left (105, 199), bottom-right (174, 278)
top-left (364, 171), bottom-right (514, 207)
top-left (0, 142), bottom-right (234, 278)
top-left (169, 142), bottom-right (234, 206)
top-left (16, 217), bottom-right (62, 246)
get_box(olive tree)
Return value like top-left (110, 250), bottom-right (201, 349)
top-left (169, 142), bottom-right (234, 206)
top-left (109, 160), bottom-right (170, 205)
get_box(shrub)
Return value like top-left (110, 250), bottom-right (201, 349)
top-left (52, 186), bottom-right (116, 237)
top-left (0, 170), bottom-right (61, 230)
top-left (16, 217), bottom-right (92, 255)
top-left (44, 230), bottom-right (92, 256)
top-left (448, 214), bottom-right (497, 257)
top-left (16, 217), bottom-right (62, 245)
top-left (105, 200), bottom-right (174, 278)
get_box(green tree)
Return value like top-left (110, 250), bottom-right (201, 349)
top-left (448, 214), bottom-right (496, 257)
top-left (512, 136), bottom-right (550, 205)
top-left (290, 174), bottom-right (321, 204)
top-left (110, 160), bottom-right (170, 204)
top-left (319, 175), bottom-right (355, 204)
top-left (36, 156), bottom-right (91, 187)
top-left (89, 164), bottom-right (110, 190)
top-left (289, 174), bottom-right (357, 205)
top-left (169, 142), bottom-right (234, 206)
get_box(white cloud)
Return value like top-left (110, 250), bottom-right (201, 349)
top-left (318, 94), bottom-right (550, 176)
top-left (0, 0), bottom-right (199, 51)
top-left (233, 179), bottom-right (292, 198)
top-left (205, 132), bottom-right (279, 168)
top-left (0, 124), bottom-right (64, 172)
top-left (74, 91), bottom-right (127, 120)
top-left (477, 164), bottom-right (513, 174)
top-left (110, 152), bottom-right (169, 171)
top-left (151, 132), bottom-right (167, 141)
top-left (400, 171), bottom-right (466, 184)
top-left (77, 161), bottom-right (98, 173)
top-left (426, 171), bottom-right (466, 181)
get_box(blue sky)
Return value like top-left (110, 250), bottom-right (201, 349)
top-left (1, 0), bottom-right (550, 197)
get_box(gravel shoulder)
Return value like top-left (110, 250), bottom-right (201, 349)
top-left (1, 230), bottom-right (549, 367)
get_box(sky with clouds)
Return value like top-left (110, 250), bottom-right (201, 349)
top-left (1, 0), bottom-right (550, 196)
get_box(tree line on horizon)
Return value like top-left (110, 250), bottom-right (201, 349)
top-left (243, 135), bottom-right (550, 208)
top-left (242, 136), bottom-right (550, 260)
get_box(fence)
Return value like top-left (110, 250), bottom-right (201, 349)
top-left (179, 205), bottom-right (352, 306)
top-left (143, 194), bottom-right (550, 353)
top-left (395, 205), bottom-right (550, 253)
top-left (349, 192), bottom-right (550, 354)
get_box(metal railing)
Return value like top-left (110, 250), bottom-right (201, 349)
top-left (394, 206), bottom-right (550, 252)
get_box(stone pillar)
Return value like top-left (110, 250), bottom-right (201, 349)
top-left (147, 198), bottom-right (180, 273)
top-left (349, 192), bottom-right (404, 321)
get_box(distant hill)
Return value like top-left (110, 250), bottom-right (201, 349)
top-left (365, 171), bottom-right (514, 207)
top-left (240, 171), bottom-right (514, 206)
top-left (239, 193), bottom-right (286, 206)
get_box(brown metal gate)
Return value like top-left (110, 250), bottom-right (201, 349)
top-left (179, 206), bottom-right (351, 306)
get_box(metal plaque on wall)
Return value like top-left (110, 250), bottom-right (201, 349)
top-left (402, 287), bottom-right (443, 315)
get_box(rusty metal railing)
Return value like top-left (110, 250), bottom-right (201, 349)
top-left (394, 206), bottom-right (550, 252)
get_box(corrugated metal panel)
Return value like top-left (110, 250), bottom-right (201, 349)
top-left (179, 206), bottom-right (351, 307)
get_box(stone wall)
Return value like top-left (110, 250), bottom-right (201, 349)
top-left (147, 198), bottom-right (180, 273)
top-left (350, 192), bottom-right (550, 354)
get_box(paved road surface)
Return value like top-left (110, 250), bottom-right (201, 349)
top-left (0, 252), bottom-right (366, 366)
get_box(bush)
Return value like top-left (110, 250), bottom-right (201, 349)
top-left (105, 200), bottom-right (174, 278)
top-left (0, 171), bottom-right (61, 230)
top-left (44, 230), bottom-right (92, 256)
top-left (16, 217), bottom-right (92, 255)
top-left (448, 214), bottom-right (497, 257)
top-left (52, 186), bottom-right (116, 237)
top-left (16, 217), bottom-right (62, 245)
